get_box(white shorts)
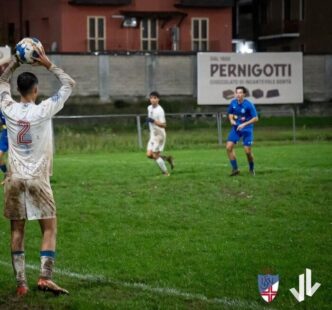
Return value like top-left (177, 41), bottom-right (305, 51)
top-left (147, 135), bottom-right (166, 153)
top-left (4, 176), bottom-right (56, 221)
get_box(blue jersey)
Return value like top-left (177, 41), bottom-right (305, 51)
top-left (227, 98), bottom-right (257, 131)
top-left (0, 111), bottom-right (6, 127)
top-left (0, 111), bottom-right (7, 152)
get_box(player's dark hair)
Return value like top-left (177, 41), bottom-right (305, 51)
top-left (17, 72), bottom-right (38, 97)
top-left (149, 91), bottom-right (160, 98)
top-left (235, 86), bottom-right (247, 94)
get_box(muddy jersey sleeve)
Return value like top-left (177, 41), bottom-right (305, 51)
top-left (0, 56), bottom-right (19, 108)
top-left (38, 65), bottom-right (76, 118)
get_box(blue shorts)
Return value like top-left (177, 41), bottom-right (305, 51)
top-left (0, 129), bottom-right (8, 152)
top-left (227, 126), bottom-right (254, 146)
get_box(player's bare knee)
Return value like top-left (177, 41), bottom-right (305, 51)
top-left (12, 232), bottom-right (23, 242)
top-left (245, 149), bottom-right (254, 161)
top-left (151, 151), bottom-right (160, 160)
top-left (11, 220), bottom-right (25, 233)
top-left (226, 143), bottom-right (233, 153)
top-left (247, 152), bottom-right (253, 159)
top-left (43, 228), bottom-right (57, 240)
top-left (244, 147), bottom-right (251, 154)
top-left (11, 232), bottom-right (24, 249)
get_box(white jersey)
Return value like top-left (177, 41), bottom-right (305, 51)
top-left (148, 104), bottom-right (166, 138)
top-left (0, 65), bottom-right (75, 179)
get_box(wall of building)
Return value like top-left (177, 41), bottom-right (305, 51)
top-left (8, 54), bottom-right (332, 109)
top-left (0, 0), bottom-right (20, 45)
top-left (0, 0), bottom-right (62, 50)
top-left (0, 0), bottom-right (232, 53)
top-left (61, 1), bottom-right (232, 52)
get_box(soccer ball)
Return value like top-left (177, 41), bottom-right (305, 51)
top-left (16, 37), bottom-right (43, 64)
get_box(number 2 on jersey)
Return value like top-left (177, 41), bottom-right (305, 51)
top-left (17, 120), bottom-right (32, 144)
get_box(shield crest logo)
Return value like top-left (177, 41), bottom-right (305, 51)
top-left (258, 274), bottom-right (279, 303)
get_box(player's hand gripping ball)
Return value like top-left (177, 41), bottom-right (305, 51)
top-left (16, 37), bottom-right (44, 64)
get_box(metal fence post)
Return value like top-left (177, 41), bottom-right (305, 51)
top-left (136, 115), bottom-right (143, 149)
top-left (217, 112), bottom-right (222, 146)
top-left (291, 107), bottom-right (296, 143)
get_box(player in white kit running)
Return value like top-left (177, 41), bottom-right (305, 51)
top-left (0, 48), bottom-right (75, 296)
top-left (146, 91), bottom-right (173, 176)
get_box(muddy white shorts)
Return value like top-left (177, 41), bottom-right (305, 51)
top-left (4, 176), bottom-right (56, 220)
top-left (147, 135), bottom-right (166, 153)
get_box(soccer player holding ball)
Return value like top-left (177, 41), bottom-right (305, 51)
top-left (0, 44), bottom-right (75, 296)
top-left (226, 86), bottom-right (258, 176)
top-left (146, 91), bottom-right (174, 176)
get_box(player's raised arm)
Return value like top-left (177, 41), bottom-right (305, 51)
top-left (0, 56), bottom-right (20, 104)
top-left (33, 47), bottom-right (76, 117)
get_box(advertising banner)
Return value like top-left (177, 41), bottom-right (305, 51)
top-left (197, 52), bottom-right (303, 105)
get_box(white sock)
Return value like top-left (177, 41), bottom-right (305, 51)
top-left (155, 157), bottom-right (168, 173)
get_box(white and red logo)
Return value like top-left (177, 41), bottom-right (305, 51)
top-left (258, 274), bottom-right (279, 303)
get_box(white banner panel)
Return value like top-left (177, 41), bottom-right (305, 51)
top-left (197, 52), bottom-right (303, 105)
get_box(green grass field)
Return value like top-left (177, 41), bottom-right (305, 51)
top-left (0, 143), bottom-right (331, 309)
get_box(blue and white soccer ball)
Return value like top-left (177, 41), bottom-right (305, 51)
top-left (16, 37), bottom-right (43, 64)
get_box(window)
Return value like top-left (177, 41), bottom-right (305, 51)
top-left (192, 18), bottom-right (208, 51)
top-left (87, 16), bottom-right (105, 52)
top-left (141, 18), bottom-right (158, 51)
top-left (300, 0), bottom-right (305, 20)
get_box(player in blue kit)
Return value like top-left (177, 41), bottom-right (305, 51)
top-left (226, 86), bottom-right (258, 176)
top-left (0, 110), bottom-right (8, 180)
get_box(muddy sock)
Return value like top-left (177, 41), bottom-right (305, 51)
top-left (40, 250), bottom-right (55, 279)
top-left (12, 251), bottom-right (27, 287)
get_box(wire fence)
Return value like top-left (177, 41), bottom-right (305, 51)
top-left (52, 110), bottom-right (331, 153)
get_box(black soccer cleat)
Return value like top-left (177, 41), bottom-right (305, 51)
top-left (230, 169), bottom-right (240, 176)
